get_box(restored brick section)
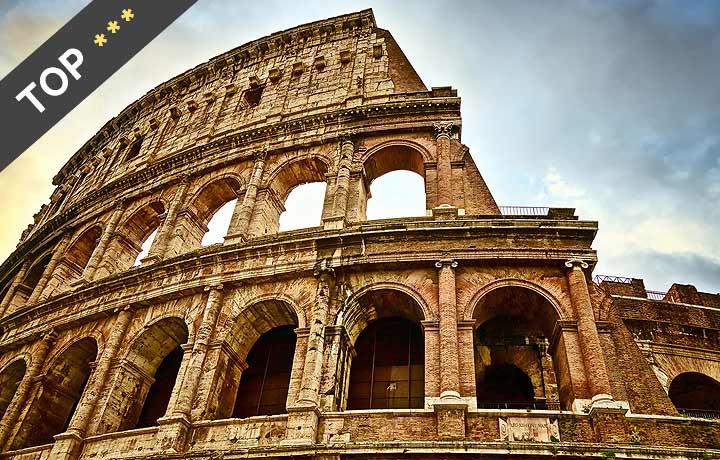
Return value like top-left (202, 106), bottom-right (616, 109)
top-left (0, 8), bottom-right (717, 460)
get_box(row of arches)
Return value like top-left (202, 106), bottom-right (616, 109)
top-left (1, 284), bottom-right (718, 450)
top-left (3, 143), bottom-right (431, 310)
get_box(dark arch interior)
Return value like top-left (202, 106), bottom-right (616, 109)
top-left (0, 360), bottom-right (26, 422)
top-left (23, 253), bottom-right (51, 287)
top-left (348, 317), bottom-right (424, 410)
top-left (476, 363), bottom-right (534, 408)
top-left (669, 372), bottom-right (720, 412)
top-left (233, 325), bottom-right (296, 418)
top-left (136, 345), bottom-right (184, 428)
top-left (65, 226), bottom-right (102, 271)
top-left (14, 338), bottom-right (97, 449)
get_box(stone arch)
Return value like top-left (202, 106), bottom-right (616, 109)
top-left (361, 141), bottom-right (429, 220)
top-left (250, 156), bottom-right (330, 236)
top-left (96, 316), bottom-right (188, 434)
top-left (184, 175), bottom-right (245, 248)
top-left (12, 337), bottom-right (97, 450)
top-left (44, 225), bottom-right (103, 293)
top-left (213, 298), bottom-right (300, 420)
top-left (4, 250), bottom-right (53, 315)
top-left (468, 281), bottom-right (565, 410)
top-left (463, 278), bottom-right (567, 325)
top-left (668, 372), bottom-right (720, 413)
top-left (0, 358), bottom-right (26, 423)
top-left (343, 286), bottom-right (428, 410)
top-left (339, 282), bottom-right (434, 344)
top-left (100, 200), bottom-right (166, 275)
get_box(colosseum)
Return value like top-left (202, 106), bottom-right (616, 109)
top-left (0, 8), bottom-right (718, 460)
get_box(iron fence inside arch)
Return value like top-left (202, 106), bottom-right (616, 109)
top-left (499, 206), bottom-right (550, 216)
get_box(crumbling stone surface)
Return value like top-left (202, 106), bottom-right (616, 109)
top-left (0, 8), bottom-right (718, 460)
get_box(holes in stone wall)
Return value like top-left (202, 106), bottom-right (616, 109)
top-left (243, 86), bottom-right (264, 107)
top-left (124, 138), bottom-right (143, 162)
top-left (278, 182), bottom-right (326, 232)
top-left (348, 317), bottom-right (424, 410)
top-left (232, 325), bottom-right (296, 418)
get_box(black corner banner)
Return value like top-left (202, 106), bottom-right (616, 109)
top-left (0, 0), bottom-right (198, 173)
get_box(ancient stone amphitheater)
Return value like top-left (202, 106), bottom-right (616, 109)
top-left (0, 9), bottom-right (718, 460)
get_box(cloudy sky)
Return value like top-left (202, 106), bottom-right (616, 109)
top-left (1, 0), bottom-right (718, 293)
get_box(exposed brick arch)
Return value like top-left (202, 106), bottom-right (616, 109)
top-left (668, 372), bottom-right (720, 412)
top-left (213, 298), bottom-right (300, 420)
top-left (12, 337), bottom-right (97, 450)
top-left (341, 284), bottom-right (431, 345)
top-left (361, 140), bottom-right (430, 184)
top-left (96, 316), bottom-right (188, 434)
top-left (0, 359), bottom-right (26, 423)
top-left (187, 175), bottom-right (245, 228)
top-left (99, 200), bottom-right (166, 276)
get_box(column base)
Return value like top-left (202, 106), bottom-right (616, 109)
top-left (50, 431), bottom-right (84, 460)
top-left (140, 254), bottom-right (163, 265)
top-left (432, 205), bottom-right (464, 220)
top-left (322, 216), bottom-right (346, 230)
top-left (434, 399), bottom-right (468, 440)
top-left (155, 414), bottom-right (192, 453)
top-left (282, 404), bottom-right (321, 446)
top-left (223, 233), bottom-right (247, 246)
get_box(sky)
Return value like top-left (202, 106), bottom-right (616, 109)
top-left (0, 0), bottom-right (718, 293)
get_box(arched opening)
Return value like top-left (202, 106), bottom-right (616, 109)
top-left (345, 289), bottom-right (426, 410)
top-left (251, 157), bottom-right (328, 237)
top-left (669, 372), bottom-right (720, 415)
top-left (348, 317), bottom-right (424, 409)
top-left (44, 226), bottom-right (102, 294)
top-left (0, 359), bottom-right (26, 422)
top-left (362, 144), bottom-right (427, 221)
top-left (124, 137), bottom-right (143, 162)
top-left (13, 338), bottom-right (97, 449)
top-left (100, 201), bottom-right (164, 276)
top-left (214, 299), bottom-right (299, 420)
top-left (366, 170), bottom-right (426, 220)
top-left (279, 182), bottom-right (327, 231)
top-left (186, 177), bottom-right (243, 250)
top-left (472, 286), bottom-right (562, 410)
top-left (5, 253), bottom-right (51, 313)
top-left (96, 317), bottom-right (188, 434)
top-left (232, 325), bottom-right (297, 418)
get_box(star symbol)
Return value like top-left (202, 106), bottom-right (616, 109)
top-left (94, 34), bottom-right (108, 47)
top-left (121, 8), bottom-right (134, 22)
top-left (107, 20), bottom-right (120, 34)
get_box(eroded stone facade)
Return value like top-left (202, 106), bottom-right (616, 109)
top-left (0, 9), bottom-right (718, 460)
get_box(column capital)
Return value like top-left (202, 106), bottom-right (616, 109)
top-left (435, 258), bottom-right (458, 270)
top-left (564, 258), bottom-right (589, 270)
top-left (339, 130), bottom-right (359, 147)
top-left (178, 174), bottom-right (192, 186)
top-left (313, 259), bottom-right (335, 279)
top-left (114, 198), bottom-right (128, 211)
top-left (113, 305), bottom-right (133, 314)
top-left (204, 283), bottom-right (224, 292)
top-left (433, 121), bottom-right (456, 140)
top-left (254, 146), bottom-right (268, 162)
top-left (42, 328), bottom-right (58, 343)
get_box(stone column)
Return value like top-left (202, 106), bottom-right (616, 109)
top-left (0, 330), bottom-right (56, 451)
top-left (52, 308), bottom-right (134, 459)
top-left (325, 134), bottom-right (354, 229)
top-left (435, 259), bottom-right (461, 399)
top-left (27, 231), bottom-right (73, 304)
top-left (144, 176), bottom-right (191, 263)
top-left (83, 201), bottom-right (126, 281)
top-left (433, 122), bottom-right (455, 207)
top-left (564, 259), bottom-right (613, 404)
top-left (225, 151), bottom-right (267, 243)
top-left (284, 265), bottom-right (334, 445)
top-left (434, 258), bottom-right (466, 439)
top-left (0, 260), bottom-right (30, 317)
top-left (173, 284), bottom-right (224, 418)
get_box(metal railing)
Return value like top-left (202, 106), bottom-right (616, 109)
top-left (678, 408), bottom-right (720, 420)
top-left (499, 206), bottom-right (550, 216)
top-left (646, 290), bottom-right (668, 301)
top-left (476, 401), bottom-right (561, 411)
top-left (593, 274), bottom-right (634, 285)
